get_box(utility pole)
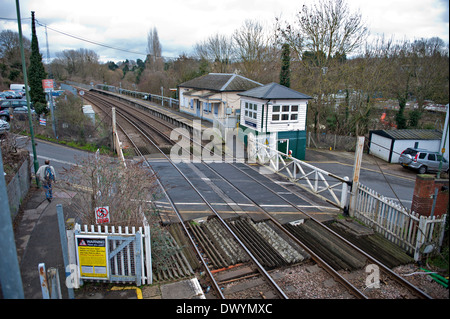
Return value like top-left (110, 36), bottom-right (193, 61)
top-left (17, 3), bottom-right (40, 187)
top-left (437, 104), bottom-right (449, 179)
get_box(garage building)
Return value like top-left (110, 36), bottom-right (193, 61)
top-left (368, 129), bottom-right (443, 163)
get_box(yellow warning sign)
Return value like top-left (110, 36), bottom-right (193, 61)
top-left (76, 235), bottom-right (109, 279)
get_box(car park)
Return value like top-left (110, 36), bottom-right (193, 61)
top-left (399, 147), bottom-right (449, 174)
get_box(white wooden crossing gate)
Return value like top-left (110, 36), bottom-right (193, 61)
top-left (73, 223), bottom-right (152, 285)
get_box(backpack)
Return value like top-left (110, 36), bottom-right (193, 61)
top-left (44, 166), bottom-right (54, 182)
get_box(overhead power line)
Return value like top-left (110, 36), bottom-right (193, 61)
top-left (0, 17), bottom-right (31, 21)
top-left (2, 17), bottom-right (177, 60)
top-left (35, 19), bottom-right (148, 57)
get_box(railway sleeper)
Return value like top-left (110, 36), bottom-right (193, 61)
top-left (227, 220), bottom-right (273, 268)
top-left (228, 219), bottom-right (285, 269)
top-left (202, 220), bottom-right (237, 265)
top-left (188, 223), bottom-right (227, 269)
top-left (250, 220), bottom-right (306, 264)
top-left (168, 235), bottom-right (194, 277)
top-left (201, 223), bottom-right (234, 266)
top-left (168, 223), bottom-right (201, 271)
top-left (236, 219), bottom-right (286, 268)
top-left (206, 218), bottom-right (248, 264)
top-left (302, 221), bottom-right (366, 270)
top-left (284, 223), bottom-right (346, 270)
top-left (329, 221), bottom-right (414, 268)
top-left (195, 223), bottom-right (229, 269)
top-left (285, 223), bottom-right (362, 271)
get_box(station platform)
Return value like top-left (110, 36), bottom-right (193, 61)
top-left (90, 89), bottom-right (213, 132)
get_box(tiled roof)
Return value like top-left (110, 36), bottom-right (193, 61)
top-left (371, 129), bottom-right (443, 140)
top-left (238, 82), bottom-right (312, 100)
top-left (178, 73), bottom-right (262, 92)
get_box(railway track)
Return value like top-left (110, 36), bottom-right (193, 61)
top-left (84, 90), bottom-right (433, 299)
top-left (84, 93), bottom-right (289, 298)
top-left (83, 91), bottom-right (176, 154)
top-left (209, 161), bottom-right (432, 299)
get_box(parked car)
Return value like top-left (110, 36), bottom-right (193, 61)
top-left (0, 99), bottom-right (31, 110)
top-left (0, 92), bottom-right (8, 100)
top-left (399, 147), bottom-right (449, 174)
top-left (0, 106), bottom-right (36, 121)
top-left (2, 91), bottom-right (16, 99)
top-left (0, 118), bottom-right (10, 134)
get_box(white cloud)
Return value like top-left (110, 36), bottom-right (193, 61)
top-left (1, 0), bottom-right (448, 62)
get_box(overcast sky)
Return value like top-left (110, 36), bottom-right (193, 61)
top-left (1, 0), bottom-right (449, 63)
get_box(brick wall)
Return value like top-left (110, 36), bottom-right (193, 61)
top-left (411, 174), bottom-right (449, 217)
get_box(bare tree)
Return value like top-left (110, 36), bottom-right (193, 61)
top-left (233, 19), bottom-right (271, 79)
top-left (194, 33), bottom-right (234, 73)
top-left (276, 0), bottom-right (368, 135)
top-left (52, 48), bottom-right (99, 81)
top-left (0, 30), bottom-right (31, 61)
top-left (146, 27), bottom-right (163, 72)
top-left (147, 27), bottom-right (162, 58)
top-left (62, 154), bottom-right (161, 227)
top-left (61, 154), bottom-right (182, 271)
top-left (0, 30), bottom-right (31, 85)
top-left (410, 37), bottom-right (449, 109)
top-left (276, 0), bottom-right (368, 65)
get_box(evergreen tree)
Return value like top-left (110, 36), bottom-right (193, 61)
top-left (28, 11), bottom-right (47, 114)
top-left (280, 43), bottom-right (291, 88)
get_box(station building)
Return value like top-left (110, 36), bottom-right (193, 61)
top-left (238, 83), bottom-right (312, 160)
top-left (178, 73), bottom-right (262, 122)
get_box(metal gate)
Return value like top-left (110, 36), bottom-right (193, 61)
top-left (107, 233), bottom-right (141, 285)
top-left (72, 224), bottom-right (152, 286)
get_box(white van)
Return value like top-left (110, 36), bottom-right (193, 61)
top-left (10, 84), bottom-right (25, 91)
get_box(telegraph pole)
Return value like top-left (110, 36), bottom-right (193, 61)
top-left (17, 2), bottom-right (40, 187)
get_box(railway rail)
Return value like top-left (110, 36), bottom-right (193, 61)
top-left (83, 89), bottom-right (433, 299)
top-left (83, 91), bottom-right (176, 154)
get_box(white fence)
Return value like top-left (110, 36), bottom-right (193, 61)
top-left (250, 140), bottom-right (447, 261)
top-left (71, 222), bottom-right (152, 285)
top-left (353, 182), bottom-right (447, 261)
top-left (96, 84), bottom-right (179, 108)
top-left (252, 140), bottom-right (350, 209)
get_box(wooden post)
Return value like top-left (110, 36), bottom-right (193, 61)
top-left (349, 136), bottom-right (365, 216)
top-left (111, 107), bottom-right (116, 152)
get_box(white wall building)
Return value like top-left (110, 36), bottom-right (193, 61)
top-left (369, 129), bottom-right (444, 163)
top-left (178, 73), bottom-right (262, 122)
top-left (238, 82), bottom-right (311, 159)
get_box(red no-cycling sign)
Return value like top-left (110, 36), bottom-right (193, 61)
top-left (95, 206), bottom-right (110, 224)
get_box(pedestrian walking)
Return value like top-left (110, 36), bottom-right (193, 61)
top-left (37, 160), bottom-right (56, 202)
